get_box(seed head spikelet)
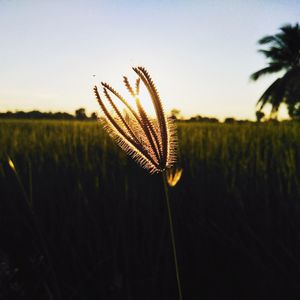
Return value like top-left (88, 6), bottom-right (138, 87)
top-left (123, 76), bottom-right (136, 97)
top-left (94, 86), bottom-right (159, 172)
top-left (123, 75), bottom-right (162, 159)
top-left (8, 157), bottom-right (16, 173)
top-left (166, 168), bottom-right (183, 187)
top-left (132, 67), bottom-right (169, 166)
top-left (135, 78), bottom-right (140, 95)
top-left (94, 66), bottom-right (177, 173)
top-left (104, 78), bottom-right (161, 164)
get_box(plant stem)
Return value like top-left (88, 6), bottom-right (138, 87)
top-left (162, 173), bottom-right (183, 300)
top-left (10, 162), bottom-right (62, 300)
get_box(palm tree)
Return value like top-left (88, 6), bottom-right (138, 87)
top-left (250, 23), bottom-right (300, 118)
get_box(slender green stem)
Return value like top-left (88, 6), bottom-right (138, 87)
top-left (162, 173), bottom-right (183, 300)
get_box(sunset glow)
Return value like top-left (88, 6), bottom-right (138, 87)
top-left (0, 0), bottom-right (299, 119)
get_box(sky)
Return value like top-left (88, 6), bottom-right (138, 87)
top-left (0, 0), bottom-right (299, 120)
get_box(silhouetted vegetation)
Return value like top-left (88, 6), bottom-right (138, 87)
top-left (224, 117), bottom-right (236, 124)
top-left (1, 109), bottom-right (297, 125)
top-left (75, 108), bottom-right (88, 120)
top-left (256, 110), bottom-right (265, 122)
top-left (251, 23), bottom-right (300, 118)
top-left (185, 114), bottom-right (219, 123)
top-left (0, 109), bottom-right (98, 121)
top-left (170, 109), bottom-right (181, 120)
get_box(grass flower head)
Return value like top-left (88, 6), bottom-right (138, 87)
top-left (94, 66), bottom-right (177, 173)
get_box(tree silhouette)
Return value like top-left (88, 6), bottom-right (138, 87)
top-left (90, 112), bottom-right (98, 120)
top-left (170, 109), bottom-right (181, 120)
top-left (75, 108), bottom-right (87, 120)
top-left (224, 117), bottom-right (236, 124)
top-left (250, 23), bottom-right (300, 118)
top-left (255, 110), bottom-right (265, 122)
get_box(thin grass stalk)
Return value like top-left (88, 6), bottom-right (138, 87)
top-left (9, 158), bottom-right (62, 300)
top-left (162, 173), bottom-right (183, 300)
top-left (28, 159), bottom-right (33, 207)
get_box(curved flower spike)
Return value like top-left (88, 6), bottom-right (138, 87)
top-left (94, 66), bottom-right (177, 174)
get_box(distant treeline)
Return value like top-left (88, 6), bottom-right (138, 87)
top-left (0, 110), bottom-right (232, 123)
top-left (0, 108), bottom-right (97, 120)
top-left (0, 108), bottom-right (292, 123)
top-left (182, 115), bottom-right (256, 124)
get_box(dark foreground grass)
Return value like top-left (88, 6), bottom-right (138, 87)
top-left (1, 120), bottom-right (300, 300)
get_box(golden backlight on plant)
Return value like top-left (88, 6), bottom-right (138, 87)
top-left (166, 168), bottom-right (183, 187)
top-left (8, 157), bottom-right (16, 173)
top-left (94, 66), bottom-right (177, 173)
top-left (94, 67), bottom-right (183, 299)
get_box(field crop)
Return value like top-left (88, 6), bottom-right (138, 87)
top-left (1, 119), bottom-right (300, 299)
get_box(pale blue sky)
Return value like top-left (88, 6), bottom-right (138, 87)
top-left (0, 0), bottom-right (299, 119)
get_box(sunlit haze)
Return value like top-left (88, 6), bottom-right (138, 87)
top-left (0, 0), bottom-right (299, 120)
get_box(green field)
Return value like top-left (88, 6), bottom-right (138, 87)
top-left (1, 120), bottom-right (300, 299)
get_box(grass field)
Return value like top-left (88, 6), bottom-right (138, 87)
top-left (1, 119), bottom-right (300, 299)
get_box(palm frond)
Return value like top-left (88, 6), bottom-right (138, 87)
top-left (250, 64), bottom-right (283, 81)
top-left (257, 69), bottom-right (300, 112)
top-left (258, 35), bottom-right (278, 45)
